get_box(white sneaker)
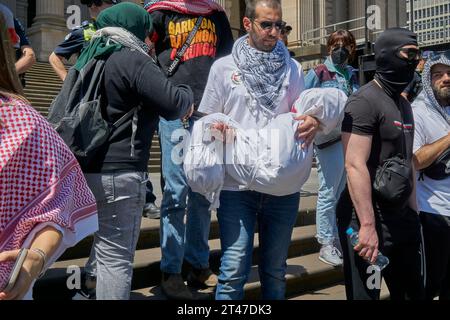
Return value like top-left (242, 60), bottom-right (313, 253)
top-left (319, 244), bottom-right (343, 267)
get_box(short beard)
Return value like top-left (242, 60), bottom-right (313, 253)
top-left (248, 28), bottom-right (276, 52)
top-left (432, 84), bottom-right (450, 106)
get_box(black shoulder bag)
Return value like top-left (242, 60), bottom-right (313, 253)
top-left (373, 109), bottom-right (413, 205)
top-left (166, 16), bottom-right (203, 77)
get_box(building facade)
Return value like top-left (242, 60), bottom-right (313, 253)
top-left (407, 0), bottom-right (450, 46)
top-left (283, 0), bottom-right (408, 47)
top-left (4, 0), bottom-right (440, 63)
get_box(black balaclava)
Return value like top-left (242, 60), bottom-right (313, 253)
top-left (374, 28), bottom-right (419, 98)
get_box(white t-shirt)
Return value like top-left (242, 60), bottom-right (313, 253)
top-left (412, 96), bottom-right (450, 216)
top-left (198, 54), bottom-right (305, 191)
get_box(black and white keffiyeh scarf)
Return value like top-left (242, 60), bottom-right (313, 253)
top-left (421, 52), bottom-right (450, 124)
top-left (232, 35), bottom-right (291, 113)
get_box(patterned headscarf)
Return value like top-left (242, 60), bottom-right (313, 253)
top-left (0, 97), bottom-right (98, 291)
top-left (75, 2), bottom-right (152, 71)
top-left (145, 0), bottom-right (224, 15)
top-left (232, 35), bottom-right (291, 113)
top-left (421, 51), bottom-right (450, 124)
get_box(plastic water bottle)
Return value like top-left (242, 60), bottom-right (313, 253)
top-left (346, 227), bottom-right (390, 271)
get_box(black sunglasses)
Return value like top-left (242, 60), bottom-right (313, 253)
top-left (253, 20), bottom-right (286, 32)
top-left (397, 47), bottom-right (421, 61)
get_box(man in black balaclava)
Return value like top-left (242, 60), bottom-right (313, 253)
top-left (337, 28), bottom-right (425, 300)
top-left (374, 28), bottom-right (420, 97)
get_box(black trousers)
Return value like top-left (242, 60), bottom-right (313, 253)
top-left (145, 179), bottom-right (156, 203)
top-left (336, 188), bottom-right (425, 300)
top-left (420, 212), bottom-right (450, 300)
top-left (145, 129), bottom-right (164, 204)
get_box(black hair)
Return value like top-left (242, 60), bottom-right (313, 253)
top-left (244, 0), bottom-right (281, 20)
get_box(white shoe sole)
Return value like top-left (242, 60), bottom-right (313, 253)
top-left (319, 255), bottom-right (343, 267)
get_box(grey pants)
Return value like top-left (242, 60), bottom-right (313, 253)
top-left (84, 172), bottom-right (147, 300)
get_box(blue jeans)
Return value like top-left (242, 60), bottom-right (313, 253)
top-left (216, 190), bottom-right (300, 300)
top-left (315, 141), bottom-right (346, 246)
top-left (159, 117), bottom-right (212, 274)
top-left (84, 171), bottom-right (147, 300)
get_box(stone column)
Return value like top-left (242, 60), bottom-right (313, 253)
top-left (27, 0), bottom-right (68, 61)
top-left (349, 0), bottom-right (366, 43)
top-left (15, 0), bottom-right (29, 27)
top-left (318, 0), bottom-right (327, 44)
top-left (299, 0), bottom-right (314, 44)
top-left (229, 0), bottom-right (243, 39)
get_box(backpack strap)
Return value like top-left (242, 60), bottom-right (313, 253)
top-left (110, 105), bottom-right (141, 157)
top-left (111, 106), bottom-right (138, 129)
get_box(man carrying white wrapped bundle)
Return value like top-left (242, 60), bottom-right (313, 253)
top-left (193, 0), bottom-right (344, 300)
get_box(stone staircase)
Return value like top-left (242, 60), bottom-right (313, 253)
top-left (32, 193), bottom-right (388, 300)
top-left (23, 62), bottom-right (162, 174)
top-left (32, 196), bottom-right (332, 300)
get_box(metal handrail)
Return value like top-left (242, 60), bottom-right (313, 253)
top-left (298, 16), bottom-right (369, 47)
top-left (293, 13), bottom-right (449, 49)
top-left (301, 16), bottom-right (366, 38)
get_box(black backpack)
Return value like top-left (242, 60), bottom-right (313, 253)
top-left (48, 58), bottom-right (138, 169)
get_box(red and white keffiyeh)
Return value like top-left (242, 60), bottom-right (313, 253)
top-left (146, 0), bottom-right (224, 15)
top-left (0, 97), bottom-right (98, 290)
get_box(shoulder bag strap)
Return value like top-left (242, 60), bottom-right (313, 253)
top-left (167, 16), bottom-right (204, 77)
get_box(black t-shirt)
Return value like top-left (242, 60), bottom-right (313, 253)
top-left (338, 81), bottom-right (420, 241)
top-left (84, 49), bottom-right (194, 173)
top-left (341, 80), bottom-right (415, 180)
top-left (150, 10), bottom-right (234, 107)
top-left (53, 27), bottom-right (86, 60)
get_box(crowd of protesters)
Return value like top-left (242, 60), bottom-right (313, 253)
top-left (0, 0), bottom-right (449, 301)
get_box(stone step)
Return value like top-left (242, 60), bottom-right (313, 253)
top-left (148, 158), bottom-right (161, 166)
top-left (24, 88), bottom-right (62, 96)
top-left (289, 281), bottom-right (390, 300)
top-left (148, 165), bottom-right (161, 173)
top-left (33, 224), bottom-right (321, 300)
top-left (26, 66), bottom-right (64, 73)
top-left (24, 93), bottom-right (57, 100)
top-left (149, 151), bottom-right (161, 159)
top-left (24, 81), bottom-right (63, 89)
top-left (25, 74), bottom-right (62, 81)
top-left (129, 252), bottom-right (343, 300)
top-left (27, 98), bottom-right (54, 105)
top-left (25, 71), bottom-right (60, 77)
top-left (58, 198), bottom-right (317, 261)
top-left (24, 83), bottom-right (61, 90)
top-left (24, 78), bottom-right (63, 86)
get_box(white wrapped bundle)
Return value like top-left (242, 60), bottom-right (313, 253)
top-left (184, 88), bottom-right (347, 208)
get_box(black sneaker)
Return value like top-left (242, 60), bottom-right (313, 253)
top-left (143, 202), bottom-right (161, 219)
top-left (161, 273), bottom-right (193, 300)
